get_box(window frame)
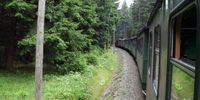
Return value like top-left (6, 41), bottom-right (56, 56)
top-left (137, 36), bottom-right (144, 55)
top-left (194, 0), bottom-right (200, 99)
top-left (168, 2), bottom-right (197, 99)
top-left (148, 31), bottom-right (153, 76)
top-left (152, 25), bottom-right (161, 97)
top-left (170, 4), bottom-right (196, 75)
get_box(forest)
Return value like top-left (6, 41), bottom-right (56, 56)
top-left (0, 0), bottom-right (154, 99)
top-left (0, 0), bottom-right (120, 72)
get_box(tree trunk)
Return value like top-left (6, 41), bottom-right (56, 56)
top-left (35, 0), bottom-right (46, 100)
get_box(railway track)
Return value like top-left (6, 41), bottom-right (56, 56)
top-left (101, 48), bottom-right (144, 100)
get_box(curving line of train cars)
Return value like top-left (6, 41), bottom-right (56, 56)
top-left (116, 0), bottom-right (200, 100)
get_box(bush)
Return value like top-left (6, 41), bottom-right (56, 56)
top-left (57, 52), bottom-right (87, 74)
top-left (86, 47), bottom-right (103, 66)
top-left (43, 73), bottom-right (90, 100)
top-left (86, 54), bottom-right (98, 65)
top-left (0, 49), bottom-right (117, 100)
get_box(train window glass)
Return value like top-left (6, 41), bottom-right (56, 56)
top-left (171, 65), bottom-right (194, 100)
top-left (173, 0), bottom-right (183, 6)
top-left (174, 7), bottom-right (196, 65)
top-left (171, 0), bottom-right (185, 10)
top-left (138, 37), bottom-right (144, 55)
top-left (148, 32), bottom-right (153, 76)
top-left (165, 0), bottom-right (169, 10)
top-left (132, 39), bottom-right (136, 46)
top-left (153, 26), bottom-right (161, 95)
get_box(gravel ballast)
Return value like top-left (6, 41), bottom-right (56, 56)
top-left (101, 48), bottom-right (144, 100)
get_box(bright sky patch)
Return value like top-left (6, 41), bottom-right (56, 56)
top-left (117, 0), bottom-right (134, 9)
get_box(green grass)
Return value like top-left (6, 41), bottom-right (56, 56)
top-left (43, 73), bottom-right (89, 100)
top-left (0, 48), bottom-right (118, 100)
top-left (0, 71), bottom-right (34, 100)
top-left (171, 65), bottom-right (194, 100)
top-left (87, 49), bottom-right (118, 100)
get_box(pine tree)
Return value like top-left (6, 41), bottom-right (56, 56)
top-left (0, 0), bottom-right (120, 72)
top-left (131, 0), bottom-right (155, 34)
top-left (0, 0), bottom-right (37, 70)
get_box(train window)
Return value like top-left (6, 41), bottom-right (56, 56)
top-left (148, 32), bottom-right (153, 76)
top-left (170, 6), bottom-right (196, 100)
top-left (132, 39), bottom-right (136, 46)
top-left (174, 7), bottom-right (197, 65)
top-left (137, 37), bottom-right (144, 55)
top-left (153, 25), bottom-right (161, 95)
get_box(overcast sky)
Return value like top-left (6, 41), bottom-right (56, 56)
top-left (118, 0), bottom-right (134, 9)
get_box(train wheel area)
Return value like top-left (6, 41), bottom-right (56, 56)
top-left (101, 48), bottom-right (144, 100)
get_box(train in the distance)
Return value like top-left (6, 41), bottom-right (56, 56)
top-left (116, 0), bottom-right (200, 100)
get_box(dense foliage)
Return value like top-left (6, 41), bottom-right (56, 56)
top-left (0, 0), bottom-right (119, 72)
top-left (131, 0), bottom-right (155, 34)
top-left (116, 0), bottom-right (155, 39)
top-left (116, 1), bottom-right (133, 39)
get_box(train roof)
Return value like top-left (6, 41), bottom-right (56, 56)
top-left (118, 36), bottom-right (137, 41)
top-left (147, 0), bottom-right (163, 26)
top-left (136, 0), bottom-right (163, 35)
top-left (138, 27), bottom-right (148, 34)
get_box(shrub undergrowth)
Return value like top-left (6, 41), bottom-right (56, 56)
top-left (0, 48), bottom-right (117, 100)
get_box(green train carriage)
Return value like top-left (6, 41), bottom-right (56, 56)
top-left (116, 0), bottom-right (200, 99)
